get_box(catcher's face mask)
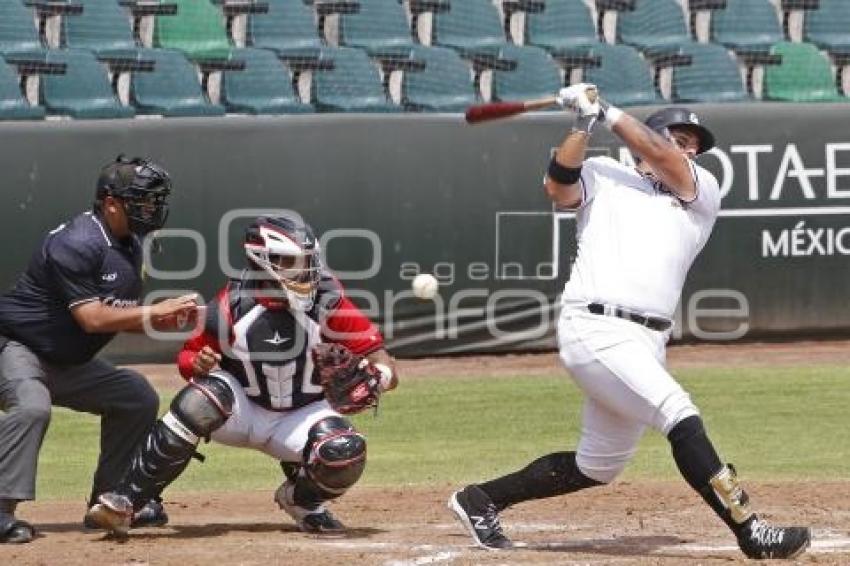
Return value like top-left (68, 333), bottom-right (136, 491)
top-left (245, 219), bottom-right (321, 312)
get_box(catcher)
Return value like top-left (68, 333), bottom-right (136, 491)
top-left (85, 213), bottom-right (397, 536)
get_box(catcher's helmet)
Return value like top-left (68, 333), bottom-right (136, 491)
top-left (644, 107), bottom-right (715, 155)
top-left (95, 155), bottom-right (172, 235)
top-left (244, 215), bottom-right (322, 311)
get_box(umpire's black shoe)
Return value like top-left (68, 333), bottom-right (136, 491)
top-left (0, 513), bottom-right (35, 544)
top-left (737, 517), bottom-right (811, 559)
top-left (448, 485), bottom-right (513, 550)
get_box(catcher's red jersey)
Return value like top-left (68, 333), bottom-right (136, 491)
top-left (177, 271), bottom-right (383, 411)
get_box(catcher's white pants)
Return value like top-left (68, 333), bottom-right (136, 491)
top-left (557, 306), bottom-right (699, 484)
top-left (210, 372), bottom-right (339, 463)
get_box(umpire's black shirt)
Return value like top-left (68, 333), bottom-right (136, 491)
top-left (0, 211), bottom-right (143, 365)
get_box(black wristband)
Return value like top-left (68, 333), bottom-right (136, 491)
top-left (547, 158), bottom-right (582, 185)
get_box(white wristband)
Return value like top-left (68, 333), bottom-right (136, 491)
top-left (374, 363), bottom-right (393, 391)
top-left (603, 105), bottom-right (624, 130)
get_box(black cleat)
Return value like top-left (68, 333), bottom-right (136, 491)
top-left (84, 493), bottom-right (132, 537)
top-left (130, 499), bottom-right (169, 528)
top-left (275, 482), bottom-right (346, 535)
top-left (84, 498), bottom-right (168, 530)
top-left (737, 517), bottom-right (811, 559)
top-left (448, 485), bottom-right (513, 550)
top-left (298, 509), bottom-right (346, 534)
top-left (0, 513), bottom-right (35, 544)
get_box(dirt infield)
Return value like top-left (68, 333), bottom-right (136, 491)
top-left (4, 340), bottom-right (849, 565)
top-left (4, 482), bottom-right (849, 565)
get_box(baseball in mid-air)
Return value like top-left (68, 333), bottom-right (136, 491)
top-left (411, 273), bottom-right (439, 300)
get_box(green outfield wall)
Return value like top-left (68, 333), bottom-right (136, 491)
top-left (0, 103), bottom-right (848, 362)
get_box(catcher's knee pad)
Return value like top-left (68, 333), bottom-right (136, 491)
top-left (168, 374), bottom-right (234, 442)
top-left (303, 416), bottom-right (366, 497)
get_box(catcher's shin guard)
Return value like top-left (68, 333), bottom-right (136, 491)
top-left (120, 375), bottom-right (234, 509)
top-left (292, 416), bottom-right (366, 506)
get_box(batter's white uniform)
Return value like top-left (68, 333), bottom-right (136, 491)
top-left (557, 155), bottom-right (721, 483)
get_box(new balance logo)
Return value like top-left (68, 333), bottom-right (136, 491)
top-left (101, 272), bottom-right (118, 281)
top-left (472, 516), bottom-right (488, 530)
top-left (264, 331), bottom-right (291, 346)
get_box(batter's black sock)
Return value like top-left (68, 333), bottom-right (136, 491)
top-left (477, 451), bottom-right (602, 511)
top-left (0, 499), bottom-right (17, 514)
top-left (668, 415), bottom-right (742, 534)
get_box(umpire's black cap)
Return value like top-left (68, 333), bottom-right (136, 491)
top-left (644, 107), bottom-right (715, 155)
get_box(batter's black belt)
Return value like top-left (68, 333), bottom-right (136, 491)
top-left (587, 303), bottom-right (672, 332)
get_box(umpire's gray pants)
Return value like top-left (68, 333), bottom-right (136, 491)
top-left (0, 340), bottom-right (159, 504)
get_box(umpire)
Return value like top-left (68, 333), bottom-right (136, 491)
top-left (0, 156), bottom-right (198, 543)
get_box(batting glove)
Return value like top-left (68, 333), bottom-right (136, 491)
top-left (556, 83), bottom-right (601, 133)
top-left (556, 84), bottom-right (599, 116)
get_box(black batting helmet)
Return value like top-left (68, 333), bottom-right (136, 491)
top-left (644, 107), bottom-right (715, 155)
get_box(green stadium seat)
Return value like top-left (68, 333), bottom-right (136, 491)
top-left (0, 59), bottom-right (45, 120)
top-left (617, 0), bottom-right (692, 54)
top-left (222, 48), bottom-right (312, 114)
top-left (711, 0), bottom-right (783, 52)
top-left (525, 0), bottom-right (598, 55)
top-left (0, 2), bottom-right (43, 56)
top-left (763, 42), bottom-right (844, 102)
top-left (402, 45), bottom-right (475, 111)
top-left (41, 49), bottom-right (134, 118)
top-left (492, 45), bottom-right (561, 102)
top-left (154, 0), bottom-right (232, 60)
top-left (312, 47), bottom-right (397, 112)
top-left (583, 43), bottom-right (660, 107)
top-left (338, 0), bottom-right (415, 56)
top-left (431, 0), bottom-right (506, 55)
top-left (672, 43), bottom-right (748, 103)
top-left (247, 0), bottom-right (322, 56)
top-left (804, 0), bottom-right (850, 55)
top-left (61, 0), bottom-right (138, 56)
top-left (131, 48), bottom-right (226, 116)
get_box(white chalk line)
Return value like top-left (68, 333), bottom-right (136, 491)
top-left (308, 525), bottom-right (850, 564)
top-left (383, 551), bottom-right (461, 566)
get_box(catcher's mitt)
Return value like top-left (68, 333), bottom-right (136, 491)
top-left (312, 343), bottom-right (383, 414)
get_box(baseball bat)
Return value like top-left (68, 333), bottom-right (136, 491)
top-left (464, 87), bottom-right (598, 125)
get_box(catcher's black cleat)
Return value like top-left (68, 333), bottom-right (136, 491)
top-left (448, 485), bottom-right (513, 550)
top-left (130, 499), bottom-right (169, 528)
top-left (84, 493), bottom-right (132, 537)
top-left (275, 481), bottom-right (346, 535)
top-left (736, 517), bottom-right (811, 559)
top-left (84, 498), bottom-right (168, 530)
